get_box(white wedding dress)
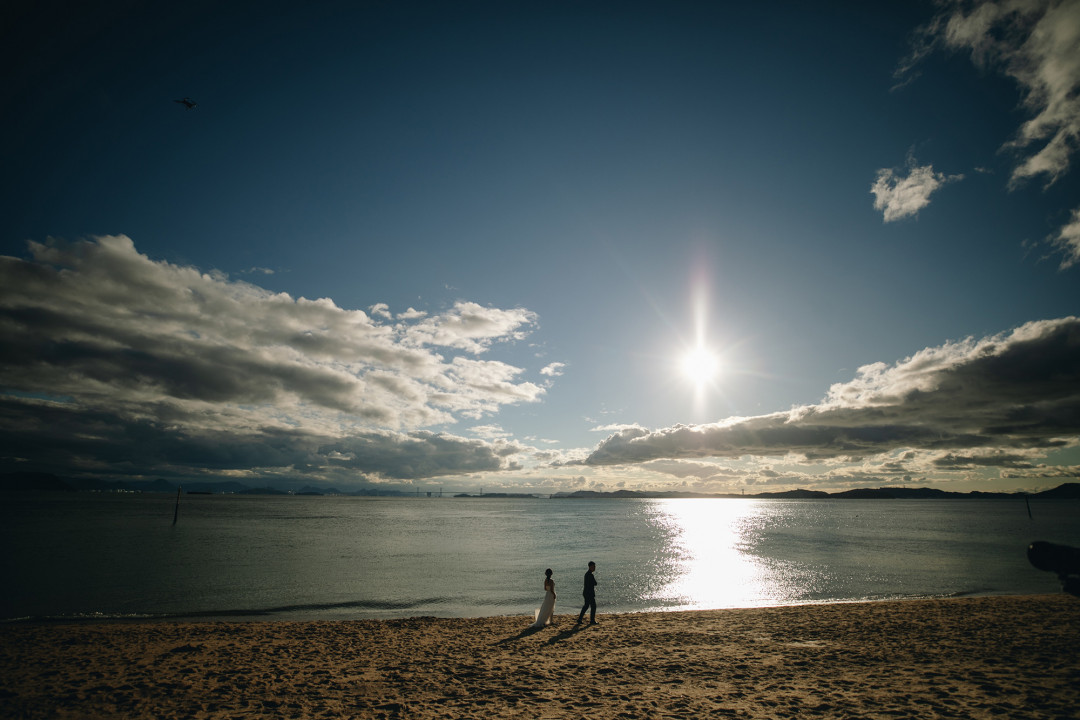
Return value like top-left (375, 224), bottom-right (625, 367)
top-left (531, 581), bottom-right (556, 628)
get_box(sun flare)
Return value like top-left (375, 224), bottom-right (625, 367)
top-left (680, 347), bottom-right (720, 385)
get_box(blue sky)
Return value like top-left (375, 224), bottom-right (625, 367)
top-left (2, 0), bottom-right (1079, 493)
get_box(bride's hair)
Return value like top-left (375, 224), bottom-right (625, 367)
top-left (545, 568), bottom-right (553, 578)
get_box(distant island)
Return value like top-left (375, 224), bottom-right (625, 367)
top-left (453, 492), bottom-right (538, 499)
top-left (0, 472), bottom-right (415, 497)
top-left (551, 484), bottom-right (1080, 500)
top-left (0, 472), bottom-right (1077, 500)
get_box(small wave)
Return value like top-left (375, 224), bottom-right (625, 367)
top-left (939, 587), bottom-right (1005, 599)
top-left (2, 611), bottom-right (163, 624)
top-left (229, 597), bottom-right (453, 617)
top-left (1, 597), bottom-right (453, 624)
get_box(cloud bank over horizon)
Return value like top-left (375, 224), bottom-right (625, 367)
top-left (0, 236), bottom-right (547, 483)
top-left (586, 317), bottom-right (1080, 472)
top-left (3, 237), bottom-right (1076, 492)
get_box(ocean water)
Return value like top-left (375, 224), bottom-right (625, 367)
top-left (2, 493), bottom-right (1078, 622)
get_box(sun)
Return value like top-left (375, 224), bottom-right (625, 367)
top-left (680, 346), bottom-right (720, 385)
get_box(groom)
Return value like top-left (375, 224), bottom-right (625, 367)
top-left (576, 561), bottom-right (598, 625)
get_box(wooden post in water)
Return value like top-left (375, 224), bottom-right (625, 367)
top-left (173, 484), bottom-right (182, 525)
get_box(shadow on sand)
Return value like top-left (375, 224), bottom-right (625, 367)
top-left (493, 620), bottom-right (585, 647)
top-left (544, 625), bottom-right (584, 645)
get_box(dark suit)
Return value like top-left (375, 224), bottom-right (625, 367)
top-left (577, 569), bottom-right (597, 623)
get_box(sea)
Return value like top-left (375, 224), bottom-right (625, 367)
top-left (2, 493), bottom-right (1078, 622)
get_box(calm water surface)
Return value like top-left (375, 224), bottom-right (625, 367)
top-left (2, 493), bottom-right (1077, 621)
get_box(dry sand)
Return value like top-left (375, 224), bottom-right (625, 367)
top-left (1, 595), bottom-right (1078, 719)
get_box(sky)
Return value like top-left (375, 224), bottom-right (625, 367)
top-left (2, 0), bottom-right (1079, 494)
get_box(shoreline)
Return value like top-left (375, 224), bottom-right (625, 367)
top-left (2, 589), bottom-right (1051, 626)
top-left (2, 594), bottom-right (1078, 718)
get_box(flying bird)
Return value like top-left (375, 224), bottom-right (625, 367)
top-left (175, 97), bottom-right (197, 110)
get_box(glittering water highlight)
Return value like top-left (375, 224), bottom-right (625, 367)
top-left (2, 493), bottom-right (1076, 621)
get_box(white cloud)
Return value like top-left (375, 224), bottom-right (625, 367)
top-left (591, 423), bottom-right (648, 434)
top-left (470, 424), bottom-right (510, 440)
top-left (934, 0), bottom-right (1080, 188)
top-left (899, 0), bottom-right (1080, 266)
top-left (438, 356), bottom-right (544, 419)
top-left (0, 236), bottom-right (550, 481)
top-left (540, 362), bottom-right (566, 377)
top-left (401, 301), bottom-right (537, 353)
top-left (397, 307), bottom-right (426, 320)
top-left (1050, 206), bottom-right (1080, 268)
top-left (871, 159), bottom-right (963, 222)
top-left (641, 459), bottom-right (741, 481)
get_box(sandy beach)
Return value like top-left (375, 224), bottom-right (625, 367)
top-left (1, 595), bottom-right (1078, 719)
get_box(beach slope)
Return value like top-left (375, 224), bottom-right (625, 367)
top-left (2, 595), bottom-right (1078, 719)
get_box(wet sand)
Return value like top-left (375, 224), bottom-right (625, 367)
top-left (1, 594), bottom-right (1078, 719)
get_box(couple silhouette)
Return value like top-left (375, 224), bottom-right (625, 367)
top-left (530, 561), bottom-right (597, 629)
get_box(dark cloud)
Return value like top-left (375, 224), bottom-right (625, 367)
top-left (0, 236), bottom-right (550, 482)
top-left (1002, 465), bottom-right (1080, 479)
top-left (932, 452), bottom-right (1038, 470)
top-left (640, 459), bottom-right (742, 481)
top-left (318, 432), bottom-right (525, 480)
top-left (586, 318), bottom-right (1080, 467)
top-left (0, 382), bottom-right (522, 483)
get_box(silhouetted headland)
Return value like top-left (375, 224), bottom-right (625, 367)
top-left (550, 483), bottom-right (1080, 500)
top-left (1, 471), bottom-right (1076, 500)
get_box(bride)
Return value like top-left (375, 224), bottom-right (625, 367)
top-left (530, 568), bottom-right (557, 628)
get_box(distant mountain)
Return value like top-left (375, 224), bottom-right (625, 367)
top-left (183, 480), bottom-right (252, 494)
top-left (753, 489), bottom-right (830, 499)
top-left (553, 483), bottom-right (1080, 501)
top-left (298, 485), bottom-right (346, 495)
top-left (64, 476), bottom-right (117, 492)
top-left (132, 478), bottom-right (178, 493)
top-left (832, 488), bottom-right (904, 499)
top-left (880, 487), bottom-right (954, 499)
top-left (1035, 483), bottom-right (1080, 499)
top-left (551, 490), bottom-right (647, 499)
top-left (453, 492), bottom-right (538, 498)
top-left (0, 474), bottom-right (342, 495)
top-left (0, 472), bottom-right (74, 492)
top-left (4, 471), bottom-right (1077, 499)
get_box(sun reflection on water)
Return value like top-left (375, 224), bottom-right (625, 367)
top-left (642, 499), bottom-right (803, 610)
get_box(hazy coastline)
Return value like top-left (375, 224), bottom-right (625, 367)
top-left (3, 472), bottom-right (1078, 500)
